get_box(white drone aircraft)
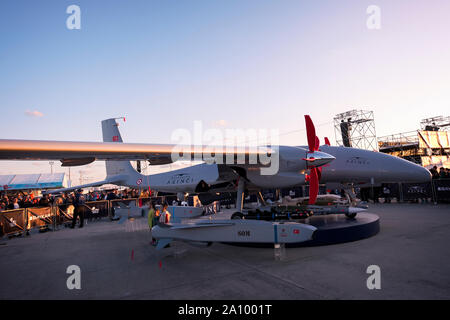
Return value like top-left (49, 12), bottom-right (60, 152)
top-left (0, 116), bottom-right (430, 214)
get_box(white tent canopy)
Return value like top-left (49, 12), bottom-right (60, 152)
top-left (0, 173), bottom-right (68, 191)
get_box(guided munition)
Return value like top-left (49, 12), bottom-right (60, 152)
top-left (151, 219), bottom-right (317, 249)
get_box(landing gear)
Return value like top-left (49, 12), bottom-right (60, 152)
top-left (231, 212), bottom-right (245, 220)
top-left (231, 178), bottom-right (247, 220)
top-left (236, 178), bottom-right (245, 212)
top-left (256, 191), bottom-right (267, 207)
top-left (345, 212), bottom-right (357, 219)
top-left (231, 178), bottom-right (246, 221)
top-left (343, 186), bottom-right (357, 206)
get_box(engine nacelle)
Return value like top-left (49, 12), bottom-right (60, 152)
top-left (60, 157), bottom-right (95, 167)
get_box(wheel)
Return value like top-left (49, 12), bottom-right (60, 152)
top-left (345, 212), bottom-right (357, 219)
top-left (231, 212), bottom-right (245, 219)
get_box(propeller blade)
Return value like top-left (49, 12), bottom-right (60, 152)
top-left (324, 137), bottom-right (331, 146)
top-left (309, 168), bottom-right (319, 205)
top-left (315, 136), bottom-right (320, 151)
top-left (304, 115), bottom-right (316, 153)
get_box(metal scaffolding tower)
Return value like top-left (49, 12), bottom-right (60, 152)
top-left (378, 115), bottom-right (450, 166)
top-left (420, 116), bottom-right (450, 132)
top-left (334, 109), bottom-right (378, 151)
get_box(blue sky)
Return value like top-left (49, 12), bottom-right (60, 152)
top-left (1, 0), bottom-right (449, 182)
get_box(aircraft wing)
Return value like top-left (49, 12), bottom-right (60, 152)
top-left (0, 139), bottom-right (272, 167)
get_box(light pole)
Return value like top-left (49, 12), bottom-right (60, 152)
top-left (49, 161), bottom-right (54, 174)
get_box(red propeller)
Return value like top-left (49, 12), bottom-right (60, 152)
top-left (304, 115), bottom-right (320, 205)
top-left (305, 115), bottom-right (317, 153)
top-left (315, 137), bottom-right (331, 182)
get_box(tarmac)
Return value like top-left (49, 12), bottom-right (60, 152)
top-left (1, 203), bottom-right (449, 300)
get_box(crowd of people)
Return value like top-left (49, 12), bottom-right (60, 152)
top-left (429, 166), bottom-right (450, 179)
top-left (0, 193), bottom-right (52, 212)
top-left (0, 188), bottom-right (152, 212)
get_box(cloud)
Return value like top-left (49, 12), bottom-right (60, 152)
top-left (25, 110), bottom-right (44, 118)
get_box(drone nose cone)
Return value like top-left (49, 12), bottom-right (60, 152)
top-left (392, 158), bottom-right (432, 183)
top-left (306, 151), bottom-right (335, 168)
top-left (413, 163), bottom-right (432, 183)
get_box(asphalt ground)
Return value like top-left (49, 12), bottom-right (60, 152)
top-left (0, 203), bottom-right (449, 299)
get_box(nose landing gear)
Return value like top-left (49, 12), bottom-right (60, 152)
top-left (231, 212), bottom-right (245, 220)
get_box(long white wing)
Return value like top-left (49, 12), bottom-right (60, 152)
top-left (0, 139), bottom-right (272, 166)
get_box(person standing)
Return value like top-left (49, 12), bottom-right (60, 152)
top-left (13, 198), bottom-right (20, 209)
top-left (148, 202), bottom-right (157, 245)
top-left (106, 189), bottom-right (120, 220)
top-left (148, 202), bottom-right (156, 228)
top-left (430, 166), bottom-right (439, 179)
top-left (154, 205), bottom-right (161, 223)
top-left (71, 189), bottom-right (85, 228)
top-left (159, 203), bottom-right (171, 224)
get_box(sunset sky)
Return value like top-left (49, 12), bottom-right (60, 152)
top-left (1, 0), bottom-right (449, 183)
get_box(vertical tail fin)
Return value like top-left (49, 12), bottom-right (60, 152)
top-left (102, 118), bottom-right (124, 143)
top-left (101, 118), bottom-right (137, 177)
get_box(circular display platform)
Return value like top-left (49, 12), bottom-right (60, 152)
top-left (223, 212), bottom-right (380, 248)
